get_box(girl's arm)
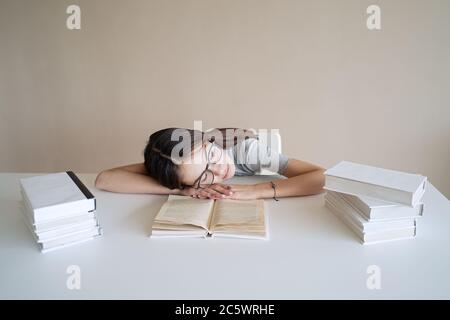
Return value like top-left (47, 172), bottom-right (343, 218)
top-left (196, 159), bottom-right (325, 200)
top-left (94, 163), bottom-right (181, 195)
top-left (252, 159), bottom-right (325, 199)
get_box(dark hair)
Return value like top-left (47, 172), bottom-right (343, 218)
top-left (144, 127), bottom-right (257, 190)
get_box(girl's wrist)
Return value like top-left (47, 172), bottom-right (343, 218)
top-left (252, 182), bottom-right (274, 199)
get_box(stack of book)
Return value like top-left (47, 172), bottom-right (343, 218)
top-left (20, 171), bottom-right (102, 253)
top-left (324, 161), bottom-right (427, 245)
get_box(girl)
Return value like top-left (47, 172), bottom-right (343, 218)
top-left (95, 127), bottom-right (325, 200)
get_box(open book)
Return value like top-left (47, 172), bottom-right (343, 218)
top-left (150, 195), bottom-right (268, 240)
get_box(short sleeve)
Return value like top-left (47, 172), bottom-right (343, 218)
top-left (233, 138), bottom-right (289, 176)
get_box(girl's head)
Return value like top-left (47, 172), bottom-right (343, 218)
top-left (144, 128), bottom-right (254, 190)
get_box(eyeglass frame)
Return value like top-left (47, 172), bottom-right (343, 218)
top-left (182, 140), bottom-right (223, 190)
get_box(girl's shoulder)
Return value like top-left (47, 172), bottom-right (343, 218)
top-left (228, 136), bottom-right (289, 176)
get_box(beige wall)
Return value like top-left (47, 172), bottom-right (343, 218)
top-left (1, 0), bottom-right (449, 197)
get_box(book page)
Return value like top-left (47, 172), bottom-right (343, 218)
top-left (152, 222), bottom-right (206, 231)
top-left (154, 196), bottom-right (214, 230)
top-left (211, 199), bottom-right (264, 227)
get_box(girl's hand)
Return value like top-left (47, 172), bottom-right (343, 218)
top-left (182, 183), bottom-right (234, 200)
top-left (179, 186), bottom-right (199, 197)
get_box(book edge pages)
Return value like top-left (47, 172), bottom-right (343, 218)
top-left (324, 177), bottom-right (416, 206)
top-left (326, 191), bottom-right (418, 227)
top-left (324, 172), bottom-right (426, 199)
top-left (324, 199), bottom-right (417, 244)
top-left (324, 161), bottom-right (427, 193)
top-left (41, 233), bottom-right (102, 253)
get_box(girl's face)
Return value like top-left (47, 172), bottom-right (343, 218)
top-left (178, 141), bottom-right (236, 188)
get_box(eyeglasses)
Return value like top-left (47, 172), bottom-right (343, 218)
top-left (185, 141), bottom-right (223, 190)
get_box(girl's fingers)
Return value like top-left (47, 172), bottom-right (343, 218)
top-left (187, 188), bottom-right (197, 196)
top-left (212, 188), bottom-right (229, 198)
top-left (210, 184), bottom-right (233, 195)
top-left (189, 190), bottom-right (211, 199)
top-left (202, 188), bottom-right (224, 199)
top-left (190, 185), bottom-right (234, 200)
top-left (192, 192), bottom-right (208, 199)
top-left (197, 189), bottom-right (219, 199)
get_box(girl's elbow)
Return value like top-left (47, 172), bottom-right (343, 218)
top-left (95, 170), bottom-right (112, 190)
top-left (315, 169), bottom-right (326, 193)
top-left (316, 165), bottom-right (326, 172)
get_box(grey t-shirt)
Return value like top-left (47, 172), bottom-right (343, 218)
top-left (225, 137), bottom-right (289, 176)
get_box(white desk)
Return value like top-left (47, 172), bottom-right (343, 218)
top-left (0, 173), bottom-right (449, 299)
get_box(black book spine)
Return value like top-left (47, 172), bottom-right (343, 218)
top-left (66, 171), bottom-right (96, 210)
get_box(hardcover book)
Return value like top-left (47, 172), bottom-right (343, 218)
top-left (324, 161), bottom-right (427, 207)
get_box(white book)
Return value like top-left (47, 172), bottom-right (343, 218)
top-left (150, 195), bottom-right (268, 240)
top-left (39, 225), bottom-right (102, 244)
top-left (36, 219), bottom-right (99, 242)
top-left (325, 198), bottom-right (416, 245)
top-left (19, 203), bottom-right (102, 252)
top-left (337, 191), bottom-right (424, 221)
top-left (40, 236), bottom-right (101, 253)
top-left (324, 161), bottom-right (427, 207)
top-left (20, 203), bottom-right (100, 243)
top-left (325, 192), bottom-right (417, 233)
top-left (40, 227), bottom-right (102, 253)
top-left (20, 172), bottom-right (96, 222)
top-left (20, 195), bottom-right (98, 232)
top-left (20, 205), bottom-right (98, 241)
top-left (34, 212), bottom-right (98, 233)
top-left (362, 227), bottom-right (416, 244)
